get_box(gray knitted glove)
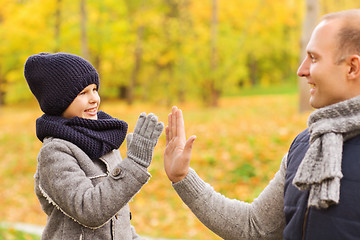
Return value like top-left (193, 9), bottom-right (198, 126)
top-left (127, 112), bottom-right (164, 168)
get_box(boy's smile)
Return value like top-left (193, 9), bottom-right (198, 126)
top-left (84, 106), bottom-right (98, 117)
top-left (62, 84), bottom-right (100, 120)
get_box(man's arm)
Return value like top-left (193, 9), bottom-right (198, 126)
top-left (164, 106), bottom-right (286, 239)
top-left (173, 155), bottom-right (287, 239)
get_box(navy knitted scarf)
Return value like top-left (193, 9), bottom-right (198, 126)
top-left (36, 111), bottom-right (128, 159)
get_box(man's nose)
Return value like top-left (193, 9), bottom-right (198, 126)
top-left (297, 58), bottom-right (310, 77)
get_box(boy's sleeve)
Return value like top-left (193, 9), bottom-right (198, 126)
top-left (37, 139), bottom-right (150, 229)
top-left (172, 153), bottom-right (288, 240)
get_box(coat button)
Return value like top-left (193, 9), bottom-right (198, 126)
top-left (112, 168), bottom-right (121, 177)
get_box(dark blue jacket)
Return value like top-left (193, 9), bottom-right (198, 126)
top-left (283, 129), bottom-right (360, 240)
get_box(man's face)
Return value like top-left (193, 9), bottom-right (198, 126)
top-left (297, 20), bottom-right (352, 109)
top-left (62, 84), bottom-right (100, 120)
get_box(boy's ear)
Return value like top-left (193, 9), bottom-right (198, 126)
top-left (347, 55), bottom-right (360, 80)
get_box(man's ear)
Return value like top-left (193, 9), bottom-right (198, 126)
top-left (347, 55), bottom-right (360, 80)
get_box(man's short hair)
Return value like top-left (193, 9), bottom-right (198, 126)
top-left (322, 9), bottom-right (360, 64)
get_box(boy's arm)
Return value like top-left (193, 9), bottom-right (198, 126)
top-left (37, 141), bottom-right (149, 229)
top-left (37, 113), bottom-right (163, 229)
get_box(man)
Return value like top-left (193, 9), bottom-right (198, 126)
top-left (164, 9), bottom-right (360, 240)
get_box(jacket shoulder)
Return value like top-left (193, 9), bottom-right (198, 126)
top-left (42, 137), bottom-right (78, 149)
top-left (291, 129), bottom-right (309, 144)
top-left (41, 137), bottom-right (85, 153)
top-left (287, 129), bottom-right (310, 153)
top-left (39, 137), bottom-right (90, 163)
top-left (286, 129), bottom-right (309, 168)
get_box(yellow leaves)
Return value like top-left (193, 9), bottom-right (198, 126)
top-left (320, 0), bottom-right (360, 15)
top-left (0, 94), bottom-right (309, 239)
top-left (0, 95), bottom-right (307, 240)
top-left (0, 0), bottom-right (359, 107)
top-left (156, 50), bottom-right (176, 67)
top-left (189, 1), bottom-right (211, 22)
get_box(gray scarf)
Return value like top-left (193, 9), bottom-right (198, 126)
top-left (293, 95), bottom-right (360, 209)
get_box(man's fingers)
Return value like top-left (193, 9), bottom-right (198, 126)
top-left (171, 106), bottom-right (178, 138)
top-left (168, 113), bottom-right (172, 140)
top-left (184, 135), bottom-right (196, 157)
top-left (176, 109), bottom-right (186, 140)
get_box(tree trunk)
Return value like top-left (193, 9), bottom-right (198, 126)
top-left (209, 0), bottom-right (219, 107)
top-left (0, 72), bottom-right (4, 108)
top-left (177, 0), bottom-right (190, 104)
top-left (298, 0), bottom-right (318, 112)
top-left (80, 0), bottom-right (89, 59)
top-left (0, 15), bottom-right (3, 108)
top-left (247, 54), bottom-right (258, 86)
top-left (127, 26), bottom-right (144, 105)
top-left (163, 0), bottom-right (180, 105)
top-left (54, 0), bottom-right (61, 52)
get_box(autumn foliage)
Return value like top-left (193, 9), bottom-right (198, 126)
top-left (0, 0), bottom-right (304, 106)
top-left (0, 94), bottom-right (309, 239)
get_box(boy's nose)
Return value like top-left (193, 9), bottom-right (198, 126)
top-left (89, 92), bottom-right (100, 103)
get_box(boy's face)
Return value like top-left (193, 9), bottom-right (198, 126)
top-left (62, 84), bottom-right (100, 120)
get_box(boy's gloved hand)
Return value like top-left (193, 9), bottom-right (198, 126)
top-left (127, 112), bottom-right (164, 168)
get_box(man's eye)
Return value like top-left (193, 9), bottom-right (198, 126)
top-left (310, 55), bottom-right (316, 63)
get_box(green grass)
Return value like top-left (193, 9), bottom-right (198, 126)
top-left (0, 227), bottom-right (40, 240)
top-left (225, 82), bottom-right (298, 97)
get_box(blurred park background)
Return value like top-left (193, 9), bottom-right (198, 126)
top-left (1, 0), bottom-right (360, 239)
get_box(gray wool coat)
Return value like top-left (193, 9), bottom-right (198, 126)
top-left (35, 137), bottom-right (150, 240)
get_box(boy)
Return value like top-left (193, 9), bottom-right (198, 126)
top-left (24, 52), bottom-right (163, 239)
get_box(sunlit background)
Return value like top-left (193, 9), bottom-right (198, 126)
top-left (1, 0), bottom-right (360, 239)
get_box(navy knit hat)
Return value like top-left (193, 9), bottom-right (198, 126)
top-left (24, 52), bottom-right (99, 116)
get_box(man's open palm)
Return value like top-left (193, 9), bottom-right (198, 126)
top-left (164, 106), bottom-right (196, 183)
